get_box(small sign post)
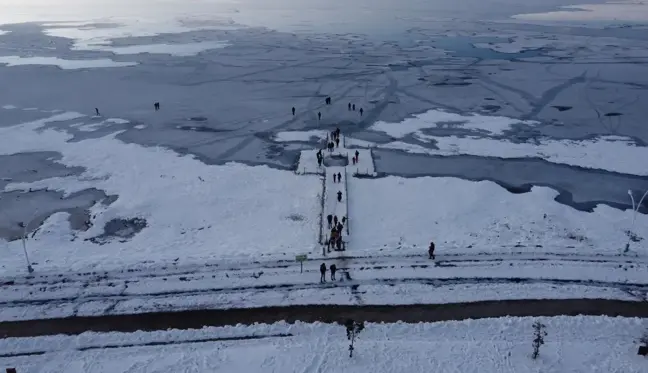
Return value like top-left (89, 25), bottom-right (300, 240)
top-left (295, 254), bottom-right (308, 273)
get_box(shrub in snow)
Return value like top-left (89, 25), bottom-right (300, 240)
top-left (531, 321), bottom-right (547, 360)
top-left (345, 319), bottom-right (365, 358)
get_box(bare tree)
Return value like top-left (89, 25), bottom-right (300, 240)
top-left (532, 321), bottom-right (547, 360)
top-left (345, 319), bottom-right (365, 358)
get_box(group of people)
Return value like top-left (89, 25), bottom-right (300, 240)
top-left (320, 262), bottom-right (337, 282)
top-left (351, 149), bottom-right (360, 165)
top-left (326, 214), bottom-right (346, 252)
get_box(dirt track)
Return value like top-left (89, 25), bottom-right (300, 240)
top-left (2, 299), bottom-right (648, 338)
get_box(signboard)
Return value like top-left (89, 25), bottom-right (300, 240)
top-left (295, 254), bottom-right (308, 273)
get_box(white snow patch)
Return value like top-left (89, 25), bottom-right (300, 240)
top-left (105, 118), bottom-right (130, 124)
top-left (370, 108), bottom-right (536, 136)
top-left (0, 30), bottom-right (9, 36)
top-left (386, 134), bottom-right (648, 176)
top-left (0, 111), bottom-right (321, 275)
top-left (514, 1), bottom-right (648, 23)
top-left (349, 176), bottom-right (648, 256)
top-left (1, 317), bottom-right (646, 373)
top-left (96, 41), bottom-right (231, 56)
top-left (1, 104), bottom-right (17, 110)
top-left (275, 129), bottom-right (329, 142)
top-left (134, 124), bottom-right (147, 130)
top-left (0, 56), bottom-right (137, 69)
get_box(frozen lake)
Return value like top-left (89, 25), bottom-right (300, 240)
top-left (1, 0), bottom-right (648, 241)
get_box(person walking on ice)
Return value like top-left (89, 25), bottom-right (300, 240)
top-left (318, 111), bottom-right (322, 121)
top-left (333, 173), bottom-right (337, 183)
top-left (335, 137), bottom-right (340, 147)
top-left (330, 263), bottom-right (337, 281)
top-left (95, 108), bottom-right (100, 116)
top-left (327, 214), bottom-right (333, 228)
top-left (154, 102), bottom-right (160, 111)
top-left (337, 191), bottom-right (343, 202)
top-left (337, 172), bottom-right (342, 182)
top-left (320, 263), bottom-right (327, 283)
top-left (292, 107), bottom-right (296, 116)
top-left (359, 107), bottom-right (363, 116)
top-left (428, 241), bottom-right (435, 260)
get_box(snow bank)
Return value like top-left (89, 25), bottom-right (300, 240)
top-left (370, 108), bottom-right (537, 136)
top-left (349, 176), bottom-right (648, 255)
top-left (1, 316), bottom-right (645, 373)
top-left (0, 111), bottom-right (321, 274)
top-left (0, 56), bottom-right (138, 69)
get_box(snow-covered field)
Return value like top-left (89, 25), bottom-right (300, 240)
top-left (349, 176), bottom-right (648, 256)
top-left (0, 111), bottom-right (321, 274)
top-left (365, 109), bottom-right (648, 176)
top-left (2, 316), bottom-right (646, 372)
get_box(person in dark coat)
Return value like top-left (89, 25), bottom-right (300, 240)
top-left (333, 215), bottom-right (338, 226)
top-left (337, 191), bottom-right (342, 202)
top-left (330, 263), bottom-right (337, 280)
top-left (327, 214), bottom-right (333, 228)
top-left (95, 108), bottom-right (100, 116)
top-left (341, 216), bottom-right (346, 225)
top-left (352, 104), bottom-right (356, 111)
top-left (318, 112), bottom-right (322, 121)
top-left (337, 172), bottom-right (342, 182)
top-left (355, 150), bottom-right (359, 160)
top-left (337, 222), bottom-right (343, 232)
top-left (336, 236), bottom-right (342, 250)
top-left (317, 156), bottom-right (322, 167)
top-left (320, 263), bottom-right (327, 283)
top-left (429, 241), bottom-right (435, 260)
top-left (348, 102), bottom-right (351, 110)
top-left (359, 107), bottom-right (363, 116)
top-left (154, 102), bottom-right (160, 111)
top-left (335, 137), bottom-right (340, 147)
top-left (292, 107), bottom-right (296, 116)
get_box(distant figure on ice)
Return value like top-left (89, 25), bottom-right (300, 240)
top-left (355, 150), bottom-right (360, 162)
top-left (320, 263), bottom-right (327, 283)
top-left (348, 102), bottom-right (351, 111)
top-left (352, 104), bottom-right (356, 111)
top-left (333, 215), bottom-right (338, 226)
top-left (317, 156), bottom-right (322, 167)
top-left (154, 102), bottom-right (160, 111)
top-left (95, 108), bottom-right (100, 116)
top-left (292, 107), bottom-right (296, 116)
top-left (326, 97), bottom-right (331, 105)
top-left (359, 107), bottom-right (363, 116)
top-left (318, 112), bottom-right (322, 121)
top-left (335, 137), bottom-right (340, 147)
top-left (328, 142), bottom-right (334, 152)
top-left (428, 241), bottom-right (435, 260)
top-left (341, 216), bottom-right (346, 225)
top-left (330, 263), bottom-right (337, 280)
top-left (327, 214), bottom-right (333, 228)
top-left (337, 172), bottom-right (342, 182)
top-left (337, 191), bottom-right (342, 202)
top-left (333, 173), bottom-right (337, 183)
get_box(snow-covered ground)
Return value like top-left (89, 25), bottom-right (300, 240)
top-left (366, 109), bottom-right (648, 176)
top-left (2, 316), bottom-right (646, 372)
top-left (349, 176), bottom-right (648, 256)
top-left (0, 111), bottom-right (321, 275)
top-left (0, 56), bottom-right (138, 69)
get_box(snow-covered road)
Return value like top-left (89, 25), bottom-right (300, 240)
top-left (1, 251), bottom-right (647, 322)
